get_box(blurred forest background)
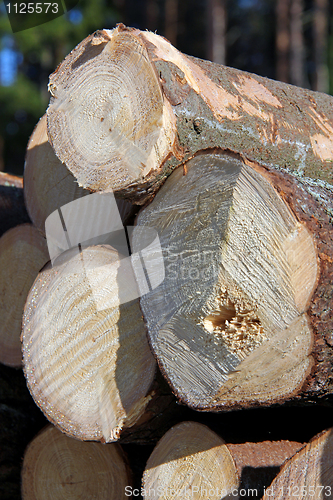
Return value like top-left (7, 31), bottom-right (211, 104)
top-left (0, 0), bottom-right (332, 176)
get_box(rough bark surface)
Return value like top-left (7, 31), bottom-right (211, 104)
top-left (227, 440), bottom-right (305, 498)
top-left (47, 25), bottom-right (333, 206)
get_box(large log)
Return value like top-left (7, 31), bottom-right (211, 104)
top-left (21, 425), bottom-right (132, 500)
top-left (47, 25), bottom-right (333, 206)
top-left (21, 245), bottom-right (157, 442)
top-left (135, 150), bottom-right (333, 410)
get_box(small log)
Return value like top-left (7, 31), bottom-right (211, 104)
top-left (24, 114), bottom-right (136, 234)
top-left (135, 151), bottom-right (329, 410)
top-left (47, 25), bottom-right (333, 204)
top-left (0, 172), bottom-right (30, 237)
top-left (21, 245), bottom-right (157, 443)
top-left (0, 224), bottom-right (49, 368)
top-left (21, 424), bottom-right (132, 500)
top-left (263, 428), bottom-right (333, 499)
top-left (142, 421), bottom-right (239, 499)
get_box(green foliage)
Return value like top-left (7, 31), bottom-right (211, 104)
top-left (0, 0), bottom-right (121, 174)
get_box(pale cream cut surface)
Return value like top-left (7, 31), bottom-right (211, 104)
top-left (22, 245), bottom-right (156, 442)
top-left (47, 28), bottom-right (176, 192)
top-left (24, 114), bottom-right (134, 233)
top-left (263, 428), bottom-right (333, 499)
top-left (21, 425), bottom-right (131, 500)
top-left (137, 153), bottom-right (318, 409)
top-left (0, 224), bottom-right (48, 368)
top-left (24, 114), bottom-right (88, 232)
top-left (142, 421), bottom-right (239, 500)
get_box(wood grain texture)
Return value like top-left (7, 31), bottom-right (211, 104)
top-left (263, 428), bottom-right (333, 499)
top-left (136, 152), bottom-right (318, 410)
top-left (142, 421), bottom-right (239, 499)
top-left (22, 245), bottom-right (156, 442)
top-left (24, 114), bottom-right (135, 233)
top-left (0, 224), bottom-right (48, 368)
top-left (47, 25), bottom-right (333, 204)
top-left (21, 425), bottom-right (132, 500)
top-left (47, 29), bottom-right (177, 195)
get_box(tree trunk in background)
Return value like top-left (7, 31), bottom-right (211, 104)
top-left (313, 0), bottom-right (329, 92)
top-left (330, 8), bottom-right (333, 95)
top-left (207, 0), bottom-right (227, 65)
top-left (290, 0), bottom-right (305, 87)
top-left (146, 0), bottom-right (159, 32)
top-left (165, 0), bottom-right (178, 46)
top-left (276, 0), bottom-right (290, 82)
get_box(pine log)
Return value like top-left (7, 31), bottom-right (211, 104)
top-left (134, 150), bottom-right (333, 410)
top-left (0, 224), bottom-right (49, 368)
top-left (24, 114), bottom-right (136, 234)
top-left (263, 428), bottom-right (333, 499)
top-left (21, 424), bottom-right (132, 500)
top-left (142, 421), bottom-right (239, 499)
top-left (47, 25), bottom-right (333, 205)
top-left (21, 245), bottom-right (157, 443)
top-left (0, 172), bottom-right (30, 237)
top-left (227, 440), bottom-right (304, 498)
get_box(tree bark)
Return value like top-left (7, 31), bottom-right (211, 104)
top-left (228, 440), bottom-right (304, 498)
top-left (263, 428), bottom-right (333, 499)
top-left (47, 25), bottom-right (333, 205)
top-left (21, 424), bottom-right (132, 500)
top-left (0, 224), bottom-right (49, 368)
top-left (44, 26), bottom-right (333, 411)
top-left (0, 172), bottom-right (30, 238)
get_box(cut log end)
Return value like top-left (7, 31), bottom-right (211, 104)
top-left (137, 151), bottom-right (318, 410)
top-left (0, 224), bottom-right (49, 368)
top-left (22, 245), bottom-right (156, 442)
top-left (21, 425), bottom-right (132, 500)
top-left (142, 421), bottom-right (239, 499)
top-left (24, 114), bottom-right (136, 233)
top-left (263, 428), bottom-right (333, 499)
top-left (47, 27), bottom-right (176, 195)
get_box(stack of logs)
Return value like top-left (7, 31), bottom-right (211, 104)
top-left (1, 25), bottom-right (333, 499)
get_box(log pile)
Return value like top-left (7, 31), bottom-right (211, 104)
top-left (1, 24), bottom-right (333, 498)
top-left (21, 425), bottom-right (131, 500)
